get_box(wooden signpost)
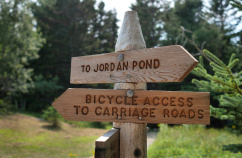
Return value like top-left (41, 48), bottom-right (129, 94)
top-left (95, 128), bottom-right (120, 158)
top-left (52, 11), bottom-right (210, 158)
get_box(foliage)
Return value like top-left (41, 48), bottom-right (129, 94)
top-left (223, 144), bottom-right (242, 153)
top-left (0, 0), bottom-right (44, 111)
top-left (148, 124), bottom-right (242, 158)
top-left (161, 0), bottom-right (204, 48)
top-left (0, 99), bottom-right (13, 115)
top-left (24, 75), bottom-right (63, 112)
top-left (42, 106), bottom-right (61, 128)
top-left (131, 0), bottom-right (166, 48)
top-left (230, 0), bottom-right (242, 10)
top-left (161, 0), bottom-right (240, 61)
top-left (66, 120), bottom-right (112, 129)
top-left (207, 0), bottom-right (241, 61)
top-left (32, 0), bottom-right (118, 88)
top-left (33, 75), bottom-right (63, 97)
top-left (192, 50), bottom-right (242, 134)
top-left (156, 0), bottom-right (207, 91)
top-left (24, 0), bottom-right (119, 114)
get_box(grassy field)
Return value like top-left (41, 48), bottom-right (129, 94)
top-left (148, 124), bottom-right (242, 158)
top-left (1, 114), bottom-right (242, 158)
top-left (0, 114), bottom-right (108, 158)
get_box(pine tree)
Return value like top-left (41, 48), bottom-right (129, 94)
top-left (131, 0), bottom-right (166, 48)
top-left (28, 0), bottom-right (118, 111)
top-left (192, 50), bottom-right (242, 134)
top-left (88, 1), bottom-right (118, 54)
top-left (32, 0), bottom-right (118, 88)
top-left (161, 0), bottom-right (204, 50)
top-left (157, 0), bottom-right (206, 91)
top-left (208, 0), bottom-right (240, 61)
top-left (32, 0), bottom-right (96, 87)
top-left (230, 0), bottom-right (242, 10)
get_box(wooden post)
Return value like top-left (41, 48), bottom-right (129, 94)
top-left (95, 128), bottom-right (120, 158)
top-left (113, 11), bottom-right (147, 158)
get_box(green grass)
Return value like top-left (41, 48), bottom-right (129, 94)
top-left (0, 114), bottom-right (107, 158)
top-left (1, 114), bottom-right (242, 158)
top-left (0, 130), bottom-right (96, 157)
top-left (148, 124), bottom-right (242, 158)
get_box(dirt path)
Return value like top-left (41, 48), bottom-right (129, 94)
top-left (147, 131), bottom-right (158, 148)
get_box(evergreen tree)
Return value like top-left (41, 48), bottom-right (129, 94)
top-left (0, 0), bottom-right (44, 112)
top-left (28, 0), bottom-right (118, 111)
top-left (131, 0), bottom-right (167, 48)
top-left (230, 0), bottom-right (242, 10)
top-left (158, 0), bottom-right (240, 92)
top-left (208, 0), bottom-right (241, 60)
top-left (192, 50), bottom-right (242, 134)
top-left (161, 0), bottom-right (204, 50)
top-left (156, 0), bottom-right (207, 91)
top-left (229, 0), bottom-right (242, 70)
top-left (91, 1), bottom-right (118, 54)
top-left (32, 0), bottom-right (95, 87)
top-left (32, 0), bottom-right (118, 88)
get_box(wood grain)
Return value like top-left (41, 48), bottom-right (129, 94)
top-left (114, 11), bottom-right (147, 158)
top-left (119, 123), bottom-right (146, 158)
top-left (70, 45), bottom-right (198, 84)
top-left (52, 88), bottom-right (210, 125)
top-left (113, 82), bottom-right (147, 129)
top-left (115, 10), bottom-right (146, 52)
top-left (95, 128), bottom-right (120, 158)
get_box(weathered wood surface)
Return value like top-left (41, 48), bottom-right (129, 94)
top-left (70, 45), bottom-right (198, 84)
top-left (113, 11), bottom-right (147, 158)
top-left (52, 88), bottom-right (210, 125)
top-left (113, 82), bottom-right (147, 129)
top-left (115, 10), bottom-right (146, 52)
top-left (95, 128), bottom-right (120, 158)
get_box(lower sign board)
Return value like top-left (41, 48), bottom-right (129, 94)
top-left (95, 128), bottom-right (120, 158)
top-left (52, 88), bottom-right (210, 124)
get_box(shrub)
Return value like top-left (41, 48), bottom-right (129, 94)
top-left (42, 106), bottom-right (61, 128)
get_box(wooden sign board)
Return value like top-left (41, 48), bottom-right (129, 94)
top-left (70, 45), bottom-right (198, 84)
top-left (95, 128), bottom-right (120, 158)
top-left (52, 88), bottom-right (210, 125)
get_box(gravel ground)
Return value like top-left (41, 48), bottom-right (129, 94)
top-left (147, 131), bottom-right (158, 148)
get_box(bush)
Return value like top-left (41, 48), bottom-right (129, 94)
top-left (42, 106), bottom-right (61, 128)
top-left (0, 99), bottom-right (14, 115)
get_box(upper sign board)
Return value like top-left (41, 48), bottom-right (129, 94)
top-left (70, 45), bottom-right (198, 84)
top-left (52, 88), bottom-right (210, 125)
